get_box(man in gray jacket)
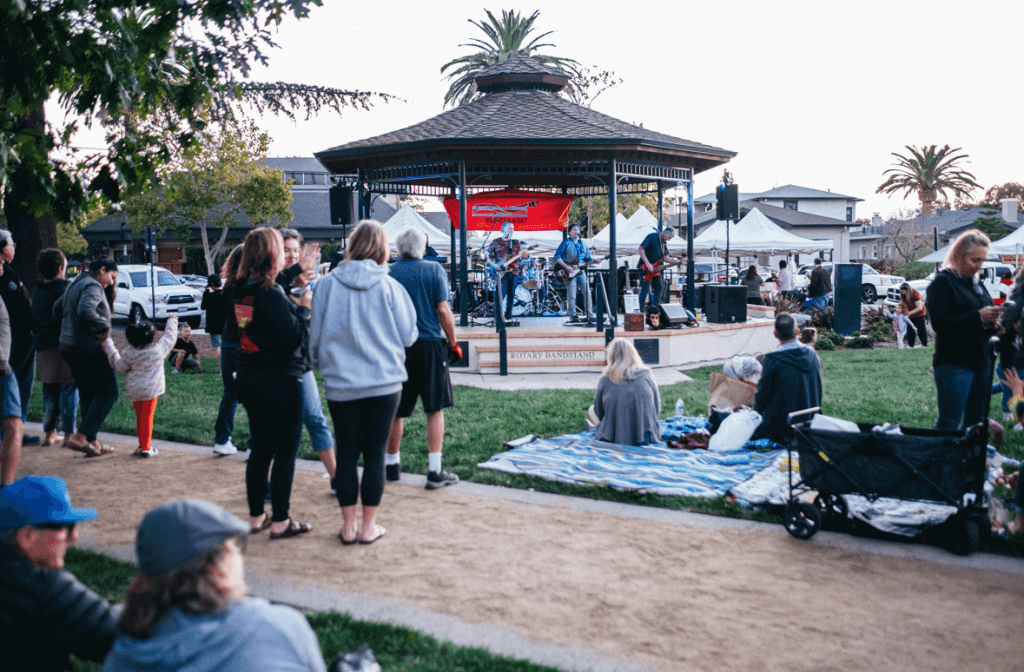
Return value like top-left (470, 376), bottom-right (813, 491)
top-left (0, 476), bottom-right (118, 671)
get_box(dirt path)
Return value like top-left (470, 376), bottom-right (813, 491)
top-left (18, 438), bottom-right (1024, 672)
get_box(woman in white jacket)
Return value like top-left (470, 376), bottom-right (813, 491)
top-left (310, 220), bottom-right (417, 545)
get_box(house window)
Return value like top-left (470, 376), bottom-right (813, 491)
top-left (846, 206), bottom-right (853, 222)
top-left (860, 245), bottom-right (867, 259)
top-left (783, 200), bottom-right (798, 210)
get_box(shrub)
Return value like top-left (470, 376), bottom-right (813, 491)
top-left (775, 294), bottom-right (803, 314)
top-left (867, 322), bottom-right (894, 343)
top-left (847, 336), bottom-right (875, 349)
top-left (861, 305), bottom-right (890, 330)
top-left (808, 305), bottom-right (835, 330)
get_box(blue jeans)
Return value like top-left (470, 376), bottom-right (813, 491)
top-left (13, 347), bottom-right (34, 424)
top-left (934, 365), bottom-right (990, 431)
top-left (639, 274), bottom-right (664, 311)
top-left (566, 273), bottom-right (591, 318)
top-left (498, 273), bottom-right (518, 318)
top-left (804, 293), bottom-right (830, 310)
top-left (302, 370), bottom-right (333, 453)
top-left (214, 343), bottom-right (238, 445)
top-left (41, 382), bottom-right (78, 434)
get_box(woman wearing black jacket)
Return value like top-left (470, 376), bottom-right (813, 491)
top-left (232, 228), bottom-right (313, 539)
top-left (926, 230), bottom-right (1001, 431)
top-left (31, 249), bottom-right (78, 447)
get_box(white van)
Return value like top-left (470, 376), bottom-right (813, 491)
top-left (112, 264), bottom-right (204, 328)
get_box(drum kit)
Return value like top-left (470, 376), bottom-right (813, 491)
top-left (449, 256), bottom-right (581, 321)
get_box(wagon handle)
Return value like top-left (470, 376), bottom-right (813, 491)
top-left (787, 407), bottom-right (821, 426)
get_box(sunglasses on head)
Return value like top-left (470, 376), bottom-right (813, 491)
top-left (37, 522), bottom-right (75, 534)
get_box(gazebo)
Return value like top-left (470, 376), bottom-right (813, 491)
top-left (315, 56), bottom-right (735, 338)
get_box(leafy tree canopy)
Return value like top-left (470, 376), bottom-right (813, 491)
top-left (976, 182), bottom-right (1024, 213)
top-left (875, 144), bottom-right (982, 215)
top-left (973, 209), bottom-right (1009, 241)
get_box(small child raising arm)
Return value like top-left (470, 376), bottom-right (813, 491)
top-left (102, 315), bottom-right (179, 457)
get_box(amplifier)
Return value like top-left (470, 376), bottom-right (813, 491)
top-left (657, 303), bottom-right (696, 327)
top-left (706, 285), bottom-right (747, 323)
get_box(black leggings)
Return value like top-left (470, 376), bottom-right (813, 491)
top-left (907, 315), bottom-right (928, 347)
top-left (62, 350), bottom-right (118, 442)
top-left (238, 371), bottom-right (303, 522)
top-left (328, 393), bottom-right (401, 508)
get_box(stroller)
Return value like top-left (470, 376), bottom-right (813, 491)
top-left (781, 407), bottom-right (990, 555)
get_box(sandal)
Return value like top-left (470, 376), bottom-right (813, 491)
top-left (338, 525), bottom-right (359, 546)
top-left (359, 523), bottom-right (386, 545)
top-left (84, 444), bottom-right (115, 458)
top-left (250, 513), bottom-right (272, 534)
top-left (67, 438), bottom-right (90, 453)
top-left (269, 518), bottom-right (312, 540)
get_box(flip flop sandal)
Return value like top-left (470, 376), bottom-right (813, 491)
top-left (250, 514), bottom-right (272, 534)
top-left (338, 527), bottom-right (360, 546)
top-left (269, 518), bottom-right (312, 540)
top-left (67, 439), bottom-right (90, 453)
top-left (359, 523), bottom-right (386, 545)
top-left (84, 444), bottom-right (115, 458)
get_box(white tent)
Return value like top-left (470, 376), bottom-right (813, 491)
top-left (919, 245), bottom-right (999, 263)
top-left (692, 207), bottom-right (832, 255)
top-left (591, 213), bottom-right (632, 249)
top-left (383, 204), bottom-right (450, 251)
top-left (988, 227), bottom-right (1024, 257)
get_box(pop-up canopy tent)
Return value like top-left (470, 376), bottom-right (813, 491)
top-left (988, 226), bottom-right (1024, 258)
top-left (919, 245), bottom-right (1000, 263)
top-left (383, 204), bottom-right (450, 252)
top-left (692, 207), bottom-right (832, 255)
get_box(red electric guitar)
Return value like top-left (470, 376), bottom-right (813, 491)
top-left (641, 259), bottom-right (684, 283)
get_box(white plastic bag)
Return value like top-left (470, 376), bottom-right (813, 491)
top-left (708, 409), bottom-right (762, 452)
top-left (809, 414), bottom-right (860, 433)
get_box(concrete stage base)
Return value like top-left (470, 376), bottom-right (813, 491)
top-left (453, 315), bottom-right (778, 374)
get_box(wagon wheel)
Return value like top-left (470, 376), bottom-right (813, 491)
top-left (782, 501), bottom-right (821, 540)
top-left (813, 493), bottom-right (849, 530)
top-left (946, 517), bottom-right (980, 556)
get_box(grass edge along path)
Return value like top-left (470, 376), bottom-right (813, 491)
top-left (66, 547), bottom-right (566, 672)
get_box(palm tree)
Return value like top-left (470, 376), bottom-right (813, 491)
top-left (876, 144), bottom-right (982, 215)
top-left (440, 9), bottom-right (579, 108)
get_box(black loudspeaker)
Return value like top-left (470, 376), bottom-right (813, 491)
top-left (716, 184), bottom-right (740, 221)
top-left (706, 285), bottom-right (747, 323)
top-left (833, 263), bottom-right (862, 336)
top-left (658, 303), bottom-right (696, 327)
top-left (693, 282), bottom-right (723, 312)
top-left (329, 186), bottom-right (354, 226)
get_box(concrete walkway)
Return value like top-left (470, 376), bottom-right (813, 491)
top-left (451, 367), bottom-right (692, 390)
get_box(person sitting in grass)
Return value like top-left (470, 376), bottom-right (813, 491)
top-left (103, 499), bottom-right (327, 672)
top-left (752, 312), bottom-right (823, 444)
top-left (998, 368), bottom-right (1024, 534)
top-left (169, 323), bottom-right (201, 374)
top-left (589, 338), bottom-right (661, 446)
top-left (102, 315), bottom-right (179, 458)
top-left (0, 476), bottom-right (118, 672)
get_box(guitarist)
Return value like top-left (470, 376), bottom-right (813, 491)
top-left (487, 221), bottom-right (527, 319)
top-left (553, 224), bottom-right (594, 320)
top-left (637, 227), bottom-right (678, 311)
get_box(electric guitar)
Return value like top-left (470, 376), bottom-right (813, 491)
top-left (553, 255), bottom-right (608, 282)
top-left (641, 259), bottom-right (685, 283)
top-left (488, 245), bottom-right (536, 277)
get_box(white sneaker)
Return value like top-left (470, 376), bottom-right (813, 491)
top-left (1014, 423), bottom-right (1023, 432)
top-left (213, 440), bottom-right (238, 456)
top-left (1004, 412), bottom-right (1015, 423)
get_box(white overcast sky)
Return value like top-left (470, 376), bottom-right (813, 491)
top-left (92, 1), bottom-right (1024, 218)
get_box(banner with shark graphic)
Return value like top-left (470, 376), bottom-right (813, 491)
top-left (443, 188), bottom-right (573, 231)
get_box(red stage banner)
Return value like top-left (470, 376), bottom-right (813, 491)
top-left (443, 189), bottom-right (574, 231)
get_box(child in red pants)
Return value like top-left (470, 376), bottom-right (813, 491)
top-left (102, 314), bottom-right (179, 457)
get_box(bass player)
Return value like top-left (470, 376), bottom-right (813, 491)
top-left (637, 227), bottom-right (678, 310)
top-left (553, 224), bottom-right (594, 321)
top-left (487, 221), bottom-right (528, 319)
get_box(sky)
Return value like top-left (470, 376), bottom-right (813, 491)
top-left (81, 0), bottom-right (1024, 219)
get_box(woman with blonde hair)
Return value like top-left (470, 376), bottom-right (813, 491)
top-left (927, 229), bottom-right (1001, 431)
top-left (311, 220), bottom-right (417, 545)
top-left (591, 338), bottom-right (661, 446)
top-left (232, 228), bottom-right (313, 539)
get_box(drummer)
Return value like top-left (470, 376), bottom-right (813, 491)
top-left (487, 221), bottom-right (527, 320)
top-left (553, 224), bottom-right (594, 321)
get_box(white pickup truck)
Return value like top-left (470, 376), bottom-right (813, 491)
top-left (111, 264), bottom-right (204, 328)
top-left (884, 261), bottom-right (1015, 307)
top-left (793, 263), bottom-right (905, 303)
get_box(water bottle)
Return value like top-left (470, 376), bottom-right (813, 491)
top-left (675, 398), bottom-right (685, 418)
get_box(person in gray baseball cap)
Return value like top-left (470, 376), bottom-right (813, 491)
top-left (103, 499), bottom-right (326, 672)
top-left (0, 475), bottom-right (118, 672)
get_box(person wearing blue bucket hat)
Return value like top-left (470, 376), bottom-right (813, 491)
top-left (0, 475), bottom-right (118, 671)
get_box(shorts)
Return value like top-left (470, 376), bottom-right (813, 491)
top-left (396, 339), bottom-right (454, 417)
top-left (209, 333), bottom-right (222, 349)
top-left (0, 372), bottom-right (21, 420)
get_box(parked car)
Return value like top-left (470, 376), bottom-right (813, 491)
top-left (884, 262), bottom-right (1015, 307)
top-left (113, 264), bottom-right (203, 328)
top-left (176, 274), bottom-right (209, 290)
top-left (793, 263), bottom-right (904, 303)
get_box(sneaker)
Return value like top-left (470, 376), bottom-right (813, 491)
top-left (425, 468), bottom-right (459, 490)
top-left (1015, 423), bottom-right (1023, 432)
top-left (171, 369), bottom-right (181, 375)
top-left (213, 440), bottom-right (238, 456)
top-left (134, 446), bottom-right (158, 457)
top-left (1004, 412), bottom-right (1015, 424)
top-left (386, 463), bottom-right (402, 482)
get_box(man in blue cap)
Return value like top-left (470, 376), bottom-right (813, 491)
top-left (0, 475), bottom-right (118, 671)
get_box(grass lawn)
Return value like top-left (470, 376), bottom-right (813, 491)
top-left (65, 547), bottom-right (564, 672)
top-left (28, 345), bottom-right (1024, 526)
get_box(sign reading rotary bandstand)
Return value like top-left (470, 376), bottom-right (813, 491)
top-left (443, 188), bottom-right (574, 231)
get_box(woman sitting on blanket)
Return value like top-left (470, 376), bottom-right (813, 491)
top-left (587, 338), bottom-right (661, 446)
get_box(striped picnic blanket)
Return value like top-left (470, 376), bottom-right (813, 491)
top-left (478, 417), bottom-right (783, 498)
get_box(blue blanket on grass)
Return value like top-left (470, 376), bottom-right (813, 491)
top-left (478, 416), bottom-right (783, 498)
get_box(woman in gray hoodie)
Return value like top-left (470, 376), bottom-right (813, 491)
top-left (310, 220), bottom-right (417, 545)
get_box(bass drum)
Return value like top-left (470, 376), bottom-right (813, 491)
top-left (520, 259), bottom-right (541, 290)
top-left (511, 285), bottom-right (533, 317)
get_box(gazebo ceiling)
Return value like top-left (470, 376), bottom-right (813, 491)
top-left (315, 56), bottom-right (735, 185)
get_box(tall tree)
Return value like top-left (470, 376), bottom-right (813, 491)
top-left (1, 1), bottom-right (390, 290)
top-left (973, 209), bottom-right (1009, 241)
top-left (440, 9), bottom-right (580, 108)
top-left (123, 120), bottom-right (293, 274)
top-left (875, 144), bottom-right (982, 216)
top-left (977, 182), bottom-right (1024, 213)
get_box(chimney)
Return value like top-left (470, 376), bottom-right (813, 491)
top-left (1002, 198), bottom-right (1018, 224)
top-left (871, 212), bottom-right (882, 227)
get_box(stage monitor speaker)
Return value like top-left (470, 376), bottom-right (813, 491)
top-left (833, 263), bottom-right (862, 336)
top-left (658, 303), bottom-right (695, 327)
top-left (706, 285), bottom-right (747, 323)
top-left (329, 186), bottom-right (354, 226)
